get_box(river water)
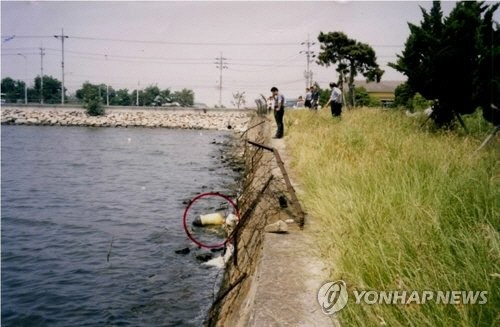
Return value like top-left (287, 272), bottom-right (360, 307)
top-left (1, 125), bottom-right (240, 326)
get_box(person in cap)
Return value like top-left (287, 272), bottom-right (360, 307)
top-left (271, 86), bottom-right (285, 138)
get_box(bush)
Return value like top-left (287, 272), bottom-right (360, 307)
top-left (460, 108), bottom-right (496, 138)
top-left (85, 98), bottom-right (105, 116)
top-left (410, 92), bottom-right (432, 111)
top-left (78, 82), bottom-right (106, 116)
top-left (346, 86), bottom-right (381, 107)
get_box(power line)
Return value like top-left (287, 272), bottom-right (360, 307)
top-left (0, 47), bottom-right (39, 51)
top-left (40, 47), bottom-right (305, 63)
top-left (1, 34), bottom-right (404, 48)
top-left (69, 36), bottom-right (300, 46)
top-left (1, 52), bottom-right (39, 56)
top-left (2, 35), bottom-right (53, 40)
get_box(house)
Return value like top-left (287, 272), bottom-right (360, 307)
top-left (354, 80), bottom-right (403, 106)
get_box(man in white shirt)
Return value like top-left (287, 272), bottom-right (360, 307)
top-left (326, 82), bottom-right (343, 117)
top-left (271, 86), bottom-right (285, 138)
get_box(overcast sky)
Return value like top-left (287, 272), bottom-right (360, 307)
top-left (2, 1), bottom-right (497, 106)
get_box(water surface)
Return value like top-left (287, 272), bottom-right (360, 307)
top-left (1, 125), bottom-right (239, 326)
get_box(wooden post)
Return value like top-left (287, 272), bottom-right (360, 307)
top-left (476, 125), bottom-right (500, 153)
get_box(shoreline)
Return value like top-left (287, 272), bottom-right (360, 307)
top-left (206, 114), bottom-right (334, 326)
top-left (1, 106), bottom-right (252, 132)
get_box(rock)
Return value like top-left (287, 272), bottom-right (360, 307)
top-left (195, 252), bottom-right (213, 262)
top-left (265, 220), bottom-right (288, 233)
top-left (175, 247), bottom-right (190, 255)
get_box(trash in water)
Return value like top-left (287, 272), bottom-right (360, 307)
top-left (192, 212), bottom-right (225, 227)
top-left (175, 247), bottom-right (190, 255)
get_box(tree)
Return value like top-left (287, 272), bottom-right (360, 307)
top-left (171, 88), bottom-right (194, 107)
top-left (393, 82), bottom-right (415, 108)
top-left (475, 2), bottom-right (500, 125)
top-left (313, 83), bottom-right (331, 107)
top-left (76, 82), bottom-right (98, 101)
top-left (112, 89), bottom-right (132, 106)
top-left (317, 31), bottom-right (384, 107)
top-left (160, 88), bottom-right (172, 103)
top-left (31, 75), bottom-right (64, 104)
top-left (231, 91), bottom-right (246, 109)
top-left (142, 85), bottom-right (161, 106)
top-left (390, 1), bottom-right (500, 126)
top-left (1, 77), bottom-right (25, 103)
top-left (346, 87), bottom-right (382, 107)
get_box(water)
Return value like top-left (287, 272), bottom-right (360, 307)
top-left (1, 125), bottom-right (240, 326)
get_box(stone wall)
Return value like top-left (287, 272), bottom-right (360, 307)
top-left (1, 107), bottom-right (251, 132)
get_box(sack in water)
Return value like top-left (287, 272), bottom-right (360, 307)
top-left (192, 212), bottom-right (225, 227)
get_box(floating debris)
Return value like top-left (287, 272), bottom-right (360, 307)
top-left (175, 247), bottom-right (191, 255)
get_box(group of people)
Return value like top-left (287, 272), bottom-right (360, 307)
top-left (304, 85), bottom-right (320, 110)
top-left (268, 83), bottom-right (343, 139)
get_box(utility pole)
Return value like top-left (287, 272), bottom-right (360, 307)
top-left (39, 46), bottom-right (45, 104)
top-left (136, 81), bottom-right (140, 106)
top-left (300, 34), bottom-right (316, 88)
top-left (54, 28), bottom-right (69, 105)
top-left (105, 54), bottom-right (109, 106)
top-left (215, 52), bottom-right (228, 107)
top-left (17, 53), bottom-right (28, 104)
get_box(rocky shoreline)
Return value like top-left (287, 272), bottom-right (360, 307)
top-left (1, 107), bottom-right (251, 132)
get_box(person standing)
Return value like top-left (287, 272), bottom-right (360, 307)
top-left (310, 85), bottom-right (320, 110)
top-left (271, 86), bottom-right (285, 138)
top-left (325, 82), bottom-right (343, 117)
top-left (267, 96), bottom-right (274, 114)
top-left (304, 87), bottom-right (312, 109)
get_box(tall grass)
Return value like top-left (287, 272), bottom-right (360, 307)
top-left (285, 108), bottom-right (499, 326)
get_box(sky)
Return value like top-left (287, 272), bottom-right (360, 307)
top-left (1, 1), bottom-right (497, 107)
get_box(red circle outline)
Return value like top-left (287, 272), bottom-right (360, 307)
top-left (183, 192), bottom-right (240, 249)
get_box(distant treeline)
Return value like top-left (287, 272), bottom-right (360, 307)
top-left (1, 76), bottom-right (195, 107)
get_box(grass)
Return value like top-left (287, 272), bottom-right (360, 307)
top-left (284, 108), bottom-right (499, 326)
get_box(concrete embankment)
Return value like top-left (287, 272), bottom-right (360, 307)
top-left (1, 106), bottom-right (251, 132)
top-left (206, 115), bottom-right (336, 326)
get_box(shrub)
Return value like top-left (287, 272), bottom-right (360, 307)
top-left (85, 98), bottom-right (105, 116)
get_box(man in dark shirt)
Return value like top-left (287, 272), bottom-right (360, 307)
top-left (271, 86), bottom-right (285, 139)
top-left (310, 85), bottom-right (320, 110)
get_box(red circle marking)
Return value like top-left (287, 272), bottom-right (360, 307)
top-left (183, 192), bottom-right (240, 249)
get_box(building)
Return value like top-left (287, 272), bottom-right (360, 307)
top-left (354, 80), bottom-right (403, 106)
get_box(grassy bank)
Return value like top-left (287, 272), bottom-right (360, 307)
top-left (285, 108), bottom-right (499, 326)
